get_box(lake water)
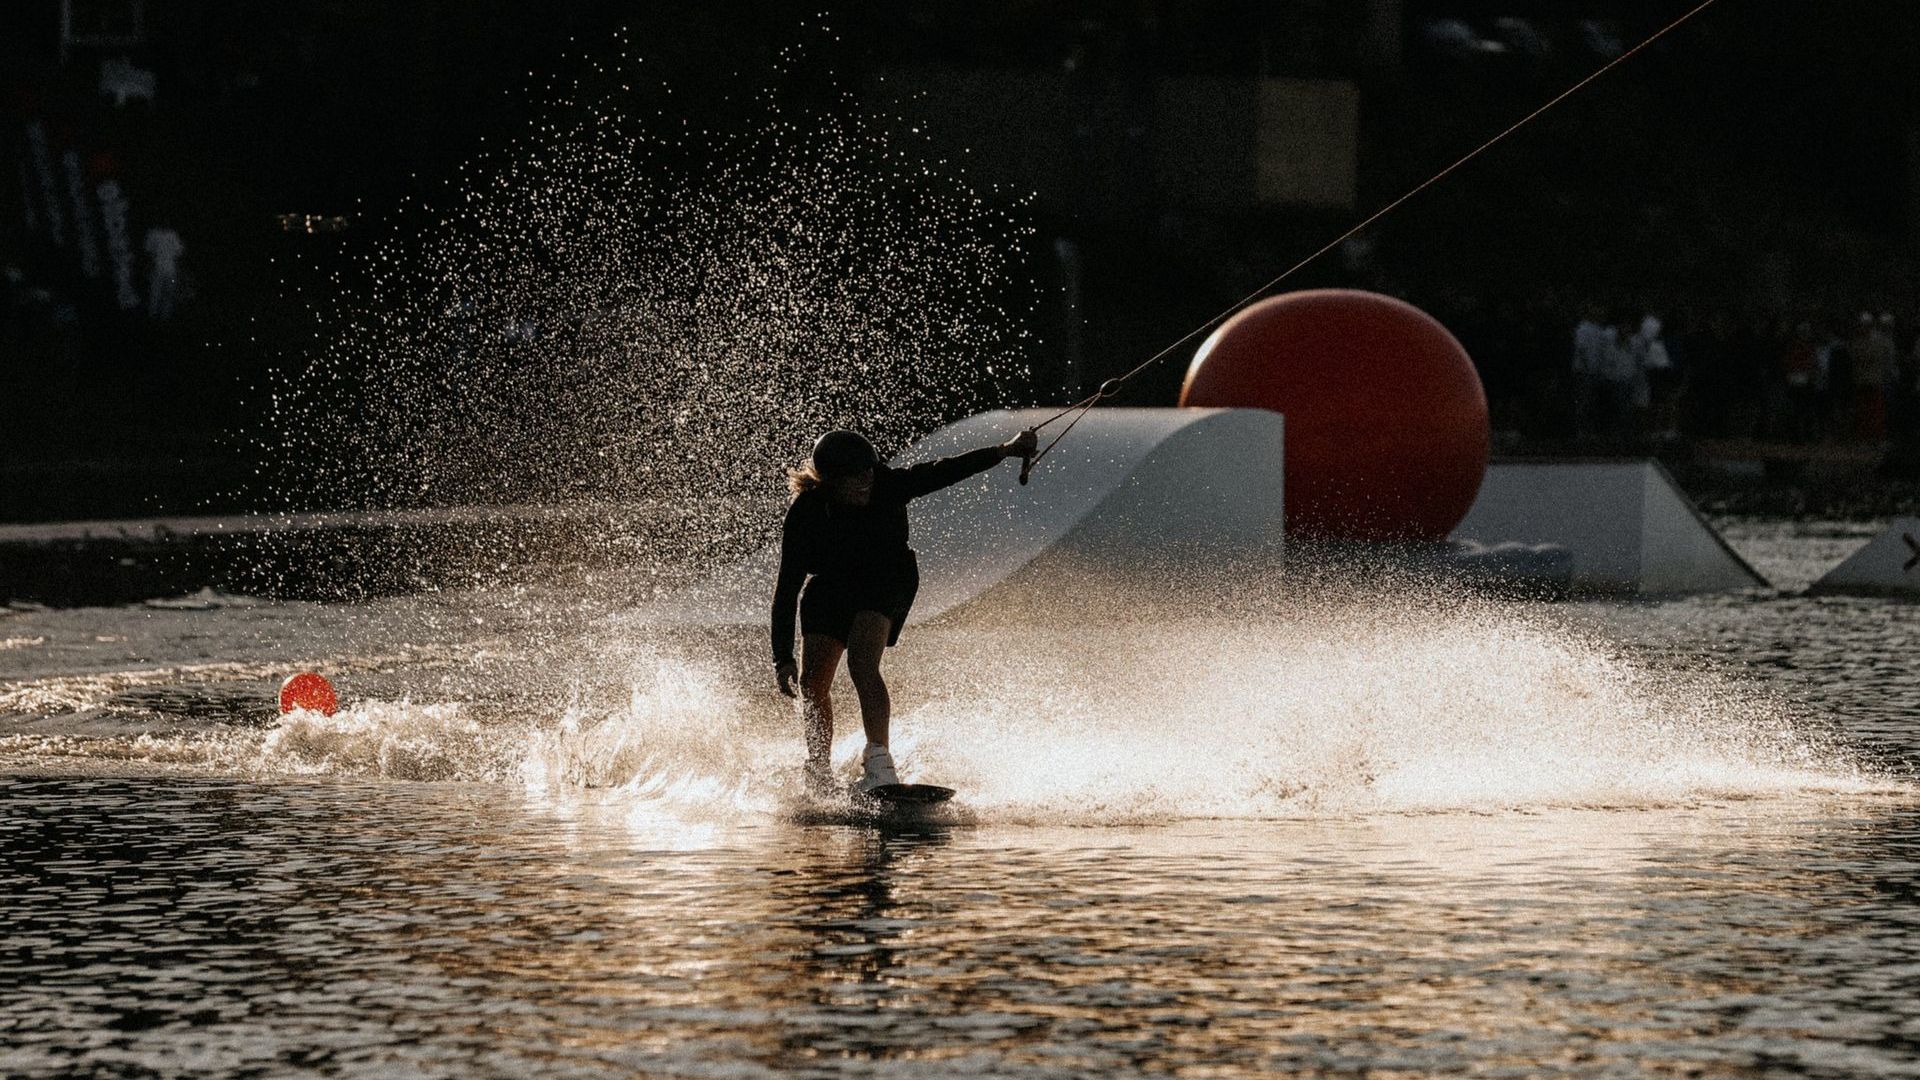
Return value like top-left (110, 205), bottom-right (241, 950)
top-left (3, 518), bottom-right (1916, 1077)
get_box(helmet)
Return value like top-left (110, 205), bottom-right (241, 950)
top-left (810, 430), bottom-right (878, 479)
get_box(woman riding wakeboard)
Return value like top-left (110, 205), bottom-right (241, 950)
top-left (773, 427), bottom-right (1038, 797)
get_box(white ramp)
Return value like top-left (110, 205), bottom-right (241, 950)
top-left (652, 407), bottom-right (1285, 627)
top-left (1449, 461), bottom-right (1766, 595)
top-left (1811, 518), bottom-right (1920, 596)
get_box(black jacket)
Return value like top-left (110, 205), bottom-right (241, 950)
top-left (771, 445), bottom-right (1006, 665)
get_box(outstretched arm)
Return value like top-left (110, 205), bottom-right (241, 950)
top-left (895, 431), bottom-right (1037, 500)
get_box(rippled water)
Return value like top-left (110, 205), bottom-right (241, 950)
top-left (3, 519), bottom-right (1918, 1077)
top-left (6, 776), bottom-right (1917, 1077)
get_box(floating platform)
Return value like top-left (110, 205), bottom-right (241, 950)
top-left (1450, 460), bottom-right (1767, 596)
top-left (1810, 518), bottom-right (1920, 597)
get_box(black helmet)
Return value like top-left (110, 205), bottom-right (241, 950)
top-left (810, 430), bottom-right (878, 479)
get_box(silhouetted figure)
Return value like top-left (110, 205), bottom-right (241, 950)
top-left (1780, 322), bottom-right (1820, 443)
top-left (1629, 314), bottom-right (1675, 442)
top-left (1513, 296), bottom-right (1564, 441)
top-left (772, 427), bottom-right (1037, 797)
top-left (1571, 305), bottom-right (1611, 440)
top-left (1730, 315), bottom-right (1778, 439)
top-left (1679, 311), bottom-right (1736, 439)
top-left (1822, 317), bottom-right (1855, 439)
top-left (1598, 314), bottom-right (1640, 440)
top-left (1899, 326), bottom-right (1920, 442)
top-left (1852, 312), bottom-right (1897, 442)
top-left (143, 228), bottom-right (184, 320)
top-left (1883, 324), bottom-right (1920, 477)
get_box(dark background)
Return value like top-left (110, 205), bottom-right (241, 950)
top-left (4, 0), bottom-right (1917, 522)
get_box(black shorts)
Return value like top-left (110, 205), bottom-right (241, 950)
top-left (799, 556), bottom-right (919, 648)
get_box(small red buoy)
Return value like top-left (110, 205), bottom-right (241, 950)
top-left (279, 672), bottom-right (339, 716)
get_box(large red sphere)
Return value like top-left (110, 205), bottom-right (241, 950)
top-left (1179, 289), bottom-right (1489, 541)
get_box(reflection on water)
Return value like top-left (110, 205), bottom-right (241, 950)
top-left (3, 775), bottom-right (1918, 1077)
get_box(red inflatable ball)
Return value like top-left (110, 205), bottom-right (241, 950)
top-left (278, 672), bottom-right (339, 716)
top-left (1179, 289), bottom-right (1489, 542)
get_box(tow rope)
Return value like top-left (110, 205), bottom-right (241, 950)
top-left (1017, 0), bottom-right (1722, 485)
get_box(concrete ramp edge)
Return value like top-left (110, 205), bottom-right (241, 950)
top-left (1811, 516), bottom-right (1920, 597)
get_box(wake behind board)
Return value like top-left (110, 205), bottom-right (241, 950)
top-left (851, 783), bottom-right (955, 806)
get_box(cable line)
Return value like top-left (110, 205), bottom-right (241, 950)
top-left (1018, 0), bottom-right (1722, 485)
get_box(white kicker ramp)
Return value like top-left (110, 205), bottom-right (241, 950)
top-left (1811, 518), bottom-right (1920, 597)
top-left (654, 407), bottom-right (1286, 627)
top-left (1449, 461), bottom-right (1766, 595)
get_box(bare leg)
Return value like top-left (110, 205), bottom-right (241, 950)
top-left (844, 610), bottom-right (894, 748)
top-left (800, 633), bottom-right (844, 780)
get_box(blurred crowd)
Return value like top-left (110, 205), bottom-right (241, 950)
top-left (1452, 300), bottom-right (1920, 451)
top-left (1666, 309), bottom-right (1915, 447)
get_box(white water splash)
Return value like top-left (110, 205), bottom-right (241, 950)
top-left (258, 702), bottom-right (516, 782)
top-left (889, 615), bottom-right (1874, 821)
top-left (520, 656), bottom-right (771, 811)
top-left (220, 584), bottom-right (1892, 823)
top-left (246, 40), bottom-right (1039, 584)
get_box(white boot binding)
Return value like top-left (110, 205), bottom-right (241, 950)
top-left (855, 743), bottom-right (900, 794)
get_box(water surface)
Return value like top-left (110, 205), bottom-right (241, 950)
top-left (3, 519), bottom-right (1917, 1077)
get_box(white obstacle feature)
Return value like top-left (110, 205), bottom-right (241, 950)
top-left (1449, 461), bottom-right (1767, 595)
top-left (903, 407), bottom-right (1286, 619)
top-left (654, 407), bottom-right (1286, 627)
top-left (1811, 518), bottom-right (1920, 597)
top-left (655, 414), bottom-right (1761, 621)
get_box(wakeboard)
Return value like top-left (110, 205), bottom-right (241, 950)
top-left (850, 783), bottom-right (955, 806)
